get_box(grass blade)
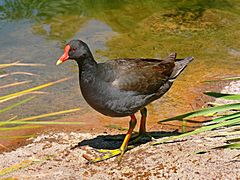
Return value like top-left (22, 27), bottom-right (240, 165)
top-left (0, 77), bottom-right (70, 101)
top-left (0, 61), bottom-right (45, 69)
top-left (0, 108), bottom-right (80, 128)
top-left (9, 108), bottom-right (80, 122)
top-left (0, 159), bottom-right (39, 176)
top-left (204, 92), bottom-right (240, 100)
top-left (0, 61), bottom-right (20, 68)
top-left (6, 116), bottom-right (18, 121)
top-left (0, 92), bottom-right (46, 104)
top-left (0, 72), bottom-right (37, 78)
top-left (226, 137), bottom-right (240, 143)
top-left (0, 94), bottom-right (25, 103)
top-left (217, 130), bottom-right (240, 136)
top-left (213, 143), bottom-right (240, 149)
top-left (158, 103), bottom-right (240, 123)
top-left (0, 96), bottom-right (35, 114)
top-left (212, 112), bottom-right (240, 123)
top-left (0, 80), bottom-right (31, 89)
top-left (154, 117), bottom-right (240, 145)
top-left (0, 125), bottom-right (41, 131)
top-left (0, 135), bottom-right (35, 139)
top-left (0, 121), bottom-right (83, 125)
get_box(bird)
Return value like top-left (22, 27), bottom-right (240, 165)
top-left (56, 39), bottom-right (194, 163)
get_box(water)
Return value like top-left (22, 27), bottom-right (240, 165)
top-left (0, 0), bottom-right (240, 130)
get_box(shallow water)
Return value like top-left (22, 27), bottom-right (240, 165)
top-left (0, 0), bottom-right (240, 130)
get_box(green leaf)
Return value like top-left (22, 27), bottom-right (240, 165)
top-left (0, 135), bottom-right (35, 139)
top-left (0, 125), bottom-right (41, 131)
top-left (0, 77), bottom-right (70, 102)
top-left (0, 108), bottom-right (80, 127)
top-left (213, 143), bottom-right (240, 149)
top-left (204, 92), bottom-right (240, 100)
top-left (212, 112), bottom-right (240, 123)
top-left (226, 137), bottom-right (240, 143)
top-left (158, 103), bottom-right (240, 123)
top-left (0, 96), bottom-right (35, 114)
top-left (217, 130), bottom-right (240, 136)
top-left (154, 117), bottom-right (240, 145)
top-left (0, 121), bottom-right (83, 125)
top-left (0, 158), bottom-right (41, 176)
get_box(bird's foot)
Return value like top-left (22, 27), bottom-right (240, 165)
top-left (84, 147), bottom-right (129, 163)
top-left (83, 115), bottom-right (137, 163)
top-left (93, 149), bottom-right (123, 163)
top-left (129, 132), bottom-right (156, 144)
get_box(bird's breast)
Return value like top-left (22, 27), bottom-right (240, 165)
top-left (79, 79), bottom-right (145, 117)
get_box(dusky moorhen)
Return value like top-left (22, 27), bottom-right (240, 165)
top-left (56, 40), bottom-right (194, 163)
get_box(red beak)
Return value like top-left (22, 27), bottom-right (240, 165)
top-left (56, 45), bottom-right (70, 65)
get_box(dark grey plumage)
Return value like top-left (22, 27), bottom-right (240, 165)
top-left (63, 40), bottom-right (194, 117)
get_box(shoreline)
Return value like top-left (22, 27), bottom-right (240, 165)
top-left (0, 80), bottom-right (239, 179)
top-left (0, 78), bottom-right (225, 154)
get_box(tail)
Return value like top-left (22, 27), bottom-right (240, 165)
top-left (169, 56), bottom-right (194, 81)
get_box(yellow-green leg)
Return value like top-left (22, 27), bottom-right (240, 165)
top-left (130, 107), bottom-right (153, 144)
top-left (86, 115), bottom-right (137, 163)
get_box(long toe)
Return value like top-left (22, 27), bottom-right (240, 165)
top-left (85, 149), bottom-right (123, 163)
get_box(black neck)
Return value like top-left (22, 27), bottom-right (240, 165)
top-left (76, 54), bottom-right (97, 83)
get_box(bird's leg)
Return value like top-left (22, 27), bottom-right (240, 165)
top-left (130, 107), bottom-right (154, 144)
top-left (87, 115), bottom-right (137, 163)
top-left (139, 107), bottom-right (147, 134)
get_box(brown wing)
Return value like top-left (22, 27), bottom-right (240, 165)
top-left (98, 54), bottom-right (176, 94)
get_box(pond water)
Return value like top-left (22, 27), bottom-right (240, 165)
top-left (0, 0), bottom-right (240, 132)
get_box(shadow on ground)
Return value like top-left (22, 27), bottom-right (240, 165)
top-left (72, 130), bottom-right (180, 150)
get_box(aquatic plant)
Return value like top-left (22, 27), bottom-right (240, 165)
top-left (155, 77), bottom-right (240, 152)
top-left (0, 61), bottom-right (81, 141)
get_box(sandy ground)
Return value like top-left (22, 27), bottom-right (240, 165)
top-left (0, 80), bottom-right (239, 179)
top-left (0, 129), bottom-right (239, 179)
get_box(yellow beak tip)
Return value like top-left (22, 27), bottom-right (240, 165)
top-left (56, 60), bottom-right (63, 66)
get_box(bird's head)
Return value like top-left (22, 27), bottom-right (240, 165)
top-left (56, 40), bottom-right (91, 65)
